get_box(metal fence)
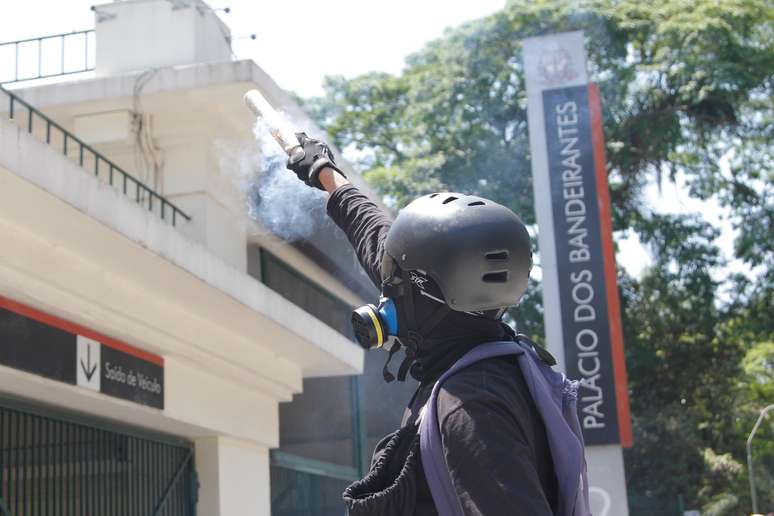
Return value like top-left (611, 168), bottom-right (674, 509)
top-left (270, 466), bottom-right (351, 516)
top-left (0, 30), bottom-right (95, 84)
top-left (0, 401), bottom-right (197, 516)
top-left (0, 85), bottom-right (191, 227)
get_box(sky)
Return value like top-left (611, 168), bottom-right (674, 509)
top-left (0, 0), bottom-right (742, 279)
top-left (0, 0), bottom-right (506, 97)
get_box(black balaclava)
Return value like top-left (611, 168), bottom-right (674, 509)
top-left (387, 269), bottom-right (516, 385)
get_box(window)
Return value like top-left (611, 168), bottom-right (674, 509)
top-left (252, 248), bottom-right (417, 514)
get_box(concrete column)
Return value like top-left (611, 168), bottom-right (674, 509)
top-left (160, 140), bottom-right (248, 273)
top-left (195, 436), bottom-right (271, 516)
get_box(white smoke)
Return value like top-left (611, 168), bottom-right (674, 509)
top-left (216, 116), bottom-right (327, 242)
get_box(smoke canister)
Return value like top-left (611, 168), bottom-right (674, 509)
top-left (243, 89), bottom-right (303, 160)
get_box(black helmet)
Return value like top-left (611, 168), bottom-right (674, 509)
top-left (383, 192), bottom-right (532, 312)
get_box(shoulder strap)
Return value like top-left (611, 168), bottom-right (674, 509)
top-left (417, 341), bottom-right (525, 516)
top-left (512, 338), bottom-right (589, 516)
top-left (418, 339), bottom-right (590, 516)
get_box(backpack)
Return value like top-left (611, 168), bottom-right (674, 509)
top-left (417, 337), bottom-right (592, 516)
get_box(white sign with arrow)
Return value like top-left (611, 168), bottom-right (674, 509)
top-left (76, 335), bottom-right (101, 392)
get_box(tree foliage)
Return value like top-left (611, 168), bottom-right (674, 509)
top-left (303, 0), bottom-right (774, 513)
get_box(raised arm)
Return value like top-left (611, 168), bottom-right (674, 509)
top-left (281, 132), bottom-right (393, 289)
top-left (319, 169), bottom-right (393, 288)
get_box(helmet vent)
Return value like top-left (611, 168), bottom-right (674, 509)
top-left (442, 196), bottom-right (459, 204)
top-left (468, 201), bottom-right (485, 206)
top-left (430, 193), bottom-right (439, 198)
top-left (482, 271), bottom-right (509, 283)
top-left (485, 250), bottom-right (509, 261)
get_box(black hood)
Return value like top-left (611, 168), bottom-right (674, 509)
top-left (391, 271), bottom-right (516, 385)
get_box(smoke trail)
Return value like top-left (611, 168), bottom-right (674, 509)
top-left (216, 116), bottom-right (327, 242)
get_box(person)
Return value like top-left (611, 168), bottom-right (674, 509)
top-left (285, 133), bottom-right (588, 516)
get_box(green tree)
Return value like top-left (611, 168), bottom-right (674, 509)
top-left (304, 0), bottom-right (774, 513)
top-left (619, 214), bottom-right (751, 512)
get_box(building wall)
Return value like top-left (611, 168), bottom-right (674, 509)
top-left (94, 0), bottom-right (233, 76)
top-left (0, 97), bottom-right (364, 514)
top-left (256, 247), bottom-right (417, 514)
top-left (0, 2), bottom-right (389, 513)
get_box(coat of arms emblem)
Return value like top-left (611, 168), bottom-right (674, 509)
top-left (538, 46), bottom-right (578, 86)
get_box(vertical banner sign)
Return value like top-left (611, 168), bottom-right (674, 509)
top-left (542, 85), bottom-right (620, 444)
top-left (523, 31), bottom-right (632, 516)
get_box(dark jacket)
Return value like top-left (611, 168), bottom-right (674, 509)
top-left (328, 185), bottom-right (558, 516)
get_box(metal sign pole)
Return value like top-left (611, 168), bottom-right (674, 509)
top-left (747, 404), bottom-right (774, 514)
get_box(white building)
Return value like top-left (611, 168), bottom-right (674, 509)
top-left (0, 1), bottom-right (414, 514)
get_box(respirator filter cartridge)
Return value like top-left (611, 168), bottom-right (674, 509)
top-left (351, 299), bottom-right (398, 350)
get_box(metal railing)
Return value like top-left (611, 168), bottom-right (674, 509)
top-left (0, 30), bottom-right (95, 84)
top-left (0, 85), bottom-right (191, 226)
top-left (0, 400), bottom-right (198, 516)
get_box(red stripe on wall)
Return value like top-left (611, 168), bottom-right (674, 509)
top-left (588, 83), bottom-right (633, 448)
top-left (0, 295), bottom-right (164, 367)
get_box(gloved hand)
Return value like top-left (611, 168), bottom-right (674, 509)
top-left (286, 132), bottom-right (346, 190)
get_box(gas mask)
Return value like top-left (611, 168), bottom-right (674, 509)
top-left (351, 254), bottom-right (458, 382)
top-left (351, 252), bottom-right (404, 350)
top-left (352, 293), bottom-right (417, 383)
top-left (351, 297), bottom-right (399, 350)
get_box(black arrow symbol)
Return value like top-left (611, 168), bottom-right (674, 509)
top-left (80, 343), bottom-right (98, 381)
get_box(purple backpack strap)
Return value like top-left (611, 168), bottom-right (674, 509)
top-left (418, 340), bottom-right (590, 516)
top-left (514, 341), bottom-right (589, 516)
top-left (418, 341), bottom-right (526, 516)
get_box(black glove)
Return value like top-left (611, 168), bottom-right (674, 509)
top-left (286, 132), bottom-right (346, 190)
